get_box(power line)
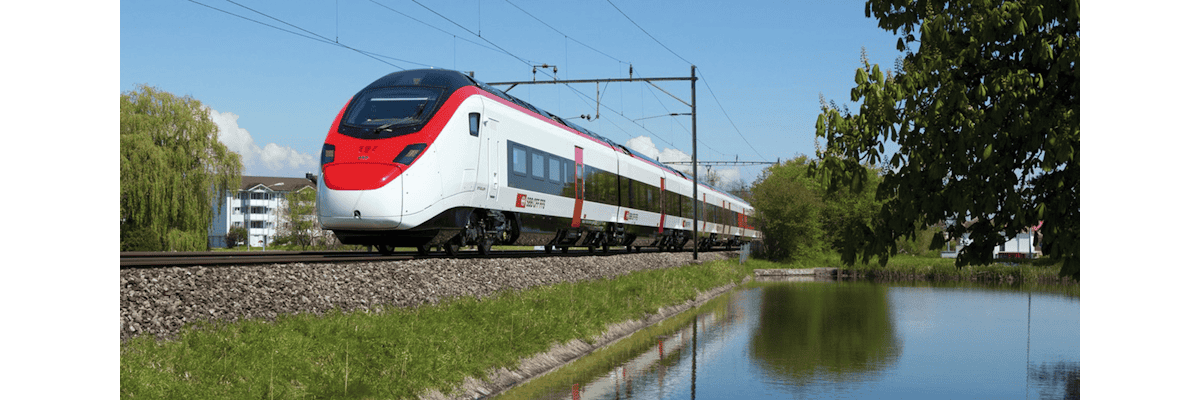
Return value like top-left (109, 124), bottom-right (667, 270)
top-left (409, 0), bottom-right (540, 67)
top-left (633, 67), bottom-right (724, 156)
top-left (222, 0), bottom-right (415, 69)
top-left (697, 68), bottom-right (768, 161)
top-left (600, 1), bottom-right (762, 160)
top-left (367, 0), bottom-right (513, 60)
top-left (604, 0), bottom-right (692, 66)
top-left (502, 0), bottom-right (630, 65)
top-left (185, 0), bottom-right (431, 69)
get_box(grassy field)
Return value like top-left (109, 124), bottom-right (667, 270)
top-left (120, 253), bottom-right (1075, 399)
top-left (120, 258), bottom-right (754, 399)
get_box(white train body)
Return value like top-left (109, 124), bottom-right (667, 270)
top-left (317, 69), bottom-right (758, 253)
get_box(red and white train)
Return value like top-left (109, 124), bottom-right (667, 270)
top-left (317, 69), bottom-right (758, 255)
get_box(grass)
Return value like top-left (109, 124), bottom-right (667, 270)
top-left (120, 258), bottom-right (755, 399)
top-left (840, 254), bottom-right (1075, 284)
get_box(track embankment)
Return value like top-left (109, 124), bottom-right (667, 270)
top-left (120, 252), bottom-right (735, 342)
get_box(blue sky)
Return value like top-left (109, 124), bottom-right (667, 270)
top-left (121, 0), bottom-right (906, 184)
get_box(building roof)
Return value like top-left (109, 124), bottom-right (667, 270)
top-left (240, 176), bottom-right (315, 192)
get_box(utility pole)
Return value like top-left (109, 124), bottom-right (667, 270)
top-left (691, 65), bottom-right (698, 261)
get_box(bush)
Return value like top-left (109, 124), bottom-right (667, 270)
top-left (165, 228), bottom-right (206, 252)
top-left (896, 223), bottom-right (943, 258)
top-left (225, 226), bottom-right (247, 248)
top-left (121, 227), bottom-right (163, 251)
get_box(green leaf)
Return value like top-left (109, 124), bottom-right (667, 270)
top-left (983, 144), bottom-right (993, 160)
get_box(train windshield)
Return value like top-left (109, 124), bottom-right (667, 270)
top-left (344, 87), bottom-right (443, 129)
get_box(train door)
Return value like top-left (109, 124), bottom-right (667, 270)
top-left (658, 177), bottom-right (665, 234)
top-left (475, 101), bottom-right (499, 202)
top-left (571, 146), bottom-right (584, 228)
top-left (448, 99), bottom-right (483, 197)
top-left (470, 101), bottom-right (489, 202)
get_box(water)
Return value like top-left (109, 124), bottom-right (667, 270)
top-left (500, 281), bottom-right (1079, 399)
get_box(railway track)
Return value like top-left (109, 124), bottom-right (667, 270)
top-left (119, 246), bottom-right (693, 268)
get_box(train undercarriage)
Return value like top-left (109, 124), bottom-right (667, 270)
top-left (333, 207), bottom-right (746, 256)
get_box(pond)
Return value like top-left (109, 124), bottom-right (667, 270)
top-left (496, 280), bottom-right (1079, 399)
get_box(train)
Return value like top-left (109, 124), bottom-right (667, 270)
top-left (316, 69), bottom-right (758, 255)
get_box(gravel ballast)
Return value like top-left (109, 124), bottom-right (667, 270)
top-left (120, 252), bottom-right (734, 342)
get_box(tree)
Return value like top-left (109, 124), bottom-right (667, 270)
top-left (751, 157), bottom-right (827, 261)
top-left (277, 188), bottom-right (318, 250)
top-left (120, 85), bottom-right (242, 251)
top-left (749, 156), bottom-right (883, 262)
top-left (814, 0), bottom-right (1079, 278)
top-left (226, 226), bottom-right (248, 248)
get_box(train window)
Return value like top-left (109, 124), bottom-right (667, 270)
top-left (513, 147), bottom-right (527, 175)
top-left (469, 113), bottom-right (480, 137)
top-left (532, 152), bottom-right (545, 180)
top-left (549, 157), bottom-right (561, 183)
top-left (345, 87), bottom-right (442, 129)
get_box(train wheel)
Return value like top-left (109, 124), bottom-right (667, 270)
top-left (560, 246), bottom-right (569, 254)
top-left (444, 243), bottom-right (459, 257)
top-left (602, 243), bottom-right (610, 253)
top-left (416, 244), bottom-right (430, 256)
top-left (587, 245), bottom-right (596, 254)
top-left (544, 244), bottom-right (554, 254)
top-left (378, 245), bottom-right (395, 256)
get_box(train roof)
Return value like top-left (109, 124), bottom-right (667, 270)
top-left (370, 69), bottom-right (750, 207)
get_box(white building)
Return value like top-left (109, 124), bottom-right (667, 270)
top-left (940, 219), bottom-right (1042, 259)
top-left (208, 176), bottom-right (316, 248)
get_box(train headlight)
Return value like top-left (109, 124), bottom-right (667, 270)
top-left (321, 144), bottom-right (335, 166)
top-left (393, 143), bottom-right (428, 165)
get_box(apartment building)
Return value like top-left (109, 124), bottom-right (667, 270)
top-left (208, 176), bottom-right (316, 248)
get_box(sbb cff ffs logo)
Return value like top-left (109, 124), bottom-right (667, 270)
top-left (515, 193), bottom-right (546, 209)
top-left (624, 211), bottom-right (639, 222)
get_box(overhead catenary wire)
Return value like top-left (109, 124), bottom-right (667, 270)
top-left (633, 69), bottom-right (729, 157)
top-left (697, 68), bottom-right (768, 161)
top-left (604, 0), bottom-right (692, 66)
top-left (409, 0), bottom-right (542, 68)
top-left (185, 0), bottom-right (431, 69)
top-left (367, 0), bottom-right (516, 61)
top-left (502, 0), bottom-right (631, 66)
top-left (602, 0), bottom-right (768, 162)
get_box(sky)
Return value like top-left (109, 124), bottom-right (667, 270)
top-left (119, 0), bottom-right (909, 186)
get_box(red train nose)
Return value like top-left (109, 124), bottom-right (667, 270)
top-left (322, 162), bottom-right (402, 190)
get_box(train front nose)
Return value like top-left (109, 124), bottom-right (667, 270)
top-left (318, 163), bottom-right (405, 229)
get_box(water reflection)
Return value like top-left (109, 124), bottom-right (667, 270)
top-left (1029, 361), bottom-right (1080, 400)
top-left (750, 282), bottom-right (901, 386)
top-left (499, 281), bottom-right (1079, 400)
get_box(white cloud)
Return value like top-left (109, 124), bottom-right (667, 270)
top-left (624, 135), bottom-right (691, 164)
top-left (714, 168), bottom-right (742, 188)
top-left (209, 107), bottom-right (317, 176)
top-left (624, 136), bottom-right (661, 160)
top-left (261, 143), bottom-right (317, 171)
top-left (624, 135), bottom-right (744, 189)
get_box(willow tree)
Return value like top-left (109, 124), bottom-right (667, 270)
top-left (815, 0), bottom-right (1079, 279)
top-left (120, 85), bottom-right (242, 251)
